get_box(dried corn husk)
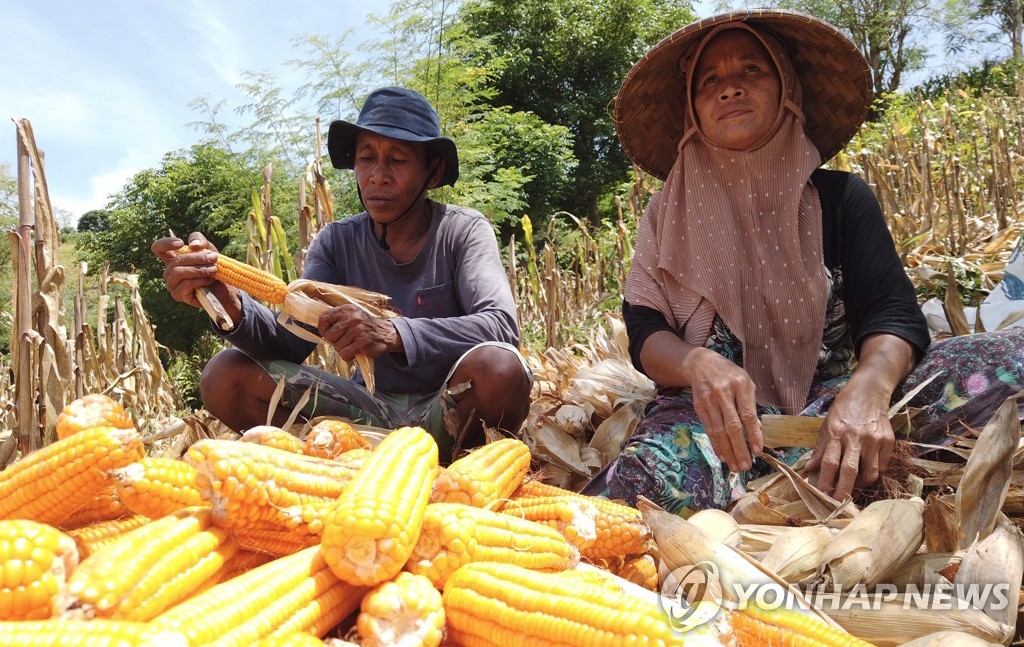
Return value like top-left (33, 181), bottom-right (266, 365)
top-left (924, 491), bottom-right (962, 553)
top-left (888, 551), bottom-right (962, 588)
top-left (638, 497), bottom-right (831, 627)
top-left (687, 508), bottom-right (741, 548)
top-left (953, 513), bottom-right (1024, 630)
top-left (758, 525), bottom-right (834, 583)
top-left (730, 490), bottom-right (800, 525)
top-left (816, 595), bottom-right (1013, 646)
top-left (737, 524), bottom-right (795, 554)
top-left (896, 632), bottom-right (1001, 647)
top-left (805, 497), bottom-right (925, 591)
top-left (758, 452), bottom-right (858, 520)
top-left (277, 279), bottom-right (396, 395)
top-left (956, 393), bottom-right (1023, 547)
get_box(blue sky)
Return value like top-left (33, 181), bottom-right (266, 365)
top-left (2, 0), bottom-right (999, 223)
top-left (1, 0), bottom-right (377, 220)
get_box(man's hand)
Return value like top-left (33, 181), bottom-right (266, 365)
top-left (151, 233), bottom-right (242, 318)
top-left (685, 347), bottom-right (763, 473)
top-left (318, 304), bottom-right (402, 361)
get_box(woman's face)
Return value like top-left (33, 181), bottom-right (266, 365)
top-left (692, 29), bottom-right (781, 150)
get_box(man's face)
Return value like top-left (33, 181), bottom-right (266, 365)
top-left (353, 131), bottom-right (435, 223)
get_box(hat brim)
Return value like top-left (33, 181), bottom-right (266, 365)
top-left (327, 120), bottom-right (460, 187)
top-left (615, 9), bottom-right (872, 180)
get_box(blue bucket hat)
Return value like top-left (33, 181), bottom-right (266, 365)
top-left (327, 87), bottom-right (459, 187)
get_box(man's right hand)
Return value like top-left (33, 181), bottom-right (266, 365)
top-left (151, 232), bottom-right (239, 312)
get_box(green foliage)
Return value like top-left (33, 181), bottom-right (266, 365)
top-left (76, 144), bottom-right (261, 353)
top-left (778, 0), bottom-right (939, 96)
top-left (460, 0), bottom-right (692, 221)
top-left (915, 56), bottom-right (1024, 98)
top-left (77, 209), bottom-right (111, 233)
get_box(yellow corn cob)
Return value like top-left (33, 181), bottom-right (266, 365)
top-left (65, 515), bottom-right (150, 559)
top-left (304, 419), bottom-right (370, 459)
top-left (358, 571), bottom-right (444, 647)
top-left (54, 393), bottom-right (133, 440)
top-left (57, 487), bottom-right (129, 529)
top-left (65, 506), bottom-right (238, 621)
top-left (241, 425), bottom-right (306, 455)
top-left (321, 426), bottom-right (438, 586)
top-left (730, 605), bottom-right (875, 647)
top-left (618, 554), bottom-right (660, 591)
top-left (233, 526), bottom-right (320, 557)
top-left (213, 253), bottom-right (288, 304)
top-left (0, 620), bottom-right (188, 646)
top-left (431, 437), bottom-right (531, 508)
top-left (153, 546), bottom-right (367, 646)
top-left (254, 633), bottom-right (326, 647)
top-left (0, 520), bottom-right (78, 620)
top-left (443, 561), bottom-right (681, 647)
top-left (211, 549), bottom-right (276, 583)
top-left (0, 426), bottom-right (144, 526)
top-left (112, 457), bottom-right (203, 519)
top-left (186, 439), bottom-right (362, 535)
top-left (406, 501), bottom-right (579, 589)
top-left (511, 479), bottom-right (651, 558)
top-left (499, 495), bottom-right (598, 550)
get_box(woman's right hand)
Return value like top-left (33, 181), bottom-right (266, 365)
top-left (640, 332), bottom-right (763, 473)
top-left (680, 346), bottom-right (763, 473)
top-left (151, 233), bottom-right (236, 310)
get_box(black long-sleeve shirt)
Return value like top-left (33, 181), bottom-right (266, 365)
top-left (623, 169), bottom-right (930, 380)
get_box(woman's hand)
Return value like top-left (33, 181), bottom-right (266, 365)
top-left (805, 333), bottom-right (916, 501)
top-left (684, 347), bottom-right (763, 472)
top-left (640, 331), bottom-right (762, 472)
top-left (806, 383), bottom-right (894, 501)
top-left (317, 305), bottom-right (402, 361)
top-left (151, 233), bottom-right (242, 318)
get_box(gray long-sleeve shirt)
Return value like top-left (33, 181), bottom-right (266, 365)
top-left (219, 200), bottom-right (520, 394)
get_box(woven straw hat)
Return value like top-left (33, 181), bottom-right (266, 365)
top-left (615, 9), bottom-right (872, 180)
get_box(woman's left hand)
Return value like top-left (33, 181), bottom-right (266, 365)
top-left (806, 384), bottom-right (894, 501)
top-left (804, 333), bottom-right (917, 501)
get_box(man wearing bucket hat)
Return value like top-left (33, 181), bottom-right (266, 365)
top-left (582, 9), bottom-right (1024, 508)
top-left (153, 87), bottom-right (532, 462)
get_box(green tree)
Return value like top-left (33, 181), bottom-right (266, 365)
top-left (778, 0), bottom-right (947, 96)
top-left (460, 0), bottom-right (692, 222)
top-left (971, 0), bottom-right (1024, 60)
top-left (77, 209), bottom-right (111, 233)
top-left (77, 144), bottom-right (261, 354)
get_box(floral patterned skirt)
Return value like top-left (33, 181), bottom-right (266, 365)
top-left (580, 328), bottom-right (1024, 514)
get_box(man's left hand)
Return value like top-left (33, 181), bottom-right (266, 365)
top-left (317, 304), bottom-right (402, 360)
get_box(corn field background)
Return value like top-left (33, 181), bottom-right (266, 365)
top-left (3, 81), bottom-right (1024, 472)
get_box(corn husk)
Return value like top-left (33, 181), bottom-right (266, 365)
top-left (758, 525), bottom-right (834, 583)
top-left (278, 279), bottom-right (396, 395)
top-left (730, 490), bottom-right (800, 525)
top-left (758, 452), bottom-right (859, 521)
top-left (638, 497), bottom-right (832, 627)
top-left (956, 392), bottom-right (1023, 547)
top-left (896, 632), bottom-right (1001, 647)
top-left (888, 551), bottom-right (962, 588)
top-left (815, 594), bottom-right (1013, 646)
top-left (805, 497), bottom-right (925, 591)
top-left (924, 491), bottom-right (962, 553)
top-left (953, 513), bottom-right (1024, 630)
top-left (737, 524), bottom-right (797, 554)
top-left (686, 508), bottom-right (741, 548)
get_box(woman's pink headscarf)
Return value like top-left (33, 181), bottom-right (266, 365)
top-left (624, 22), bottom-right (827, 414)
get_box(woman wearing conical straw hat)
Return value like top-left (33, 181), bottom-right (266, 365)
top-left (582, 9), bottom-right (1024, 511)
